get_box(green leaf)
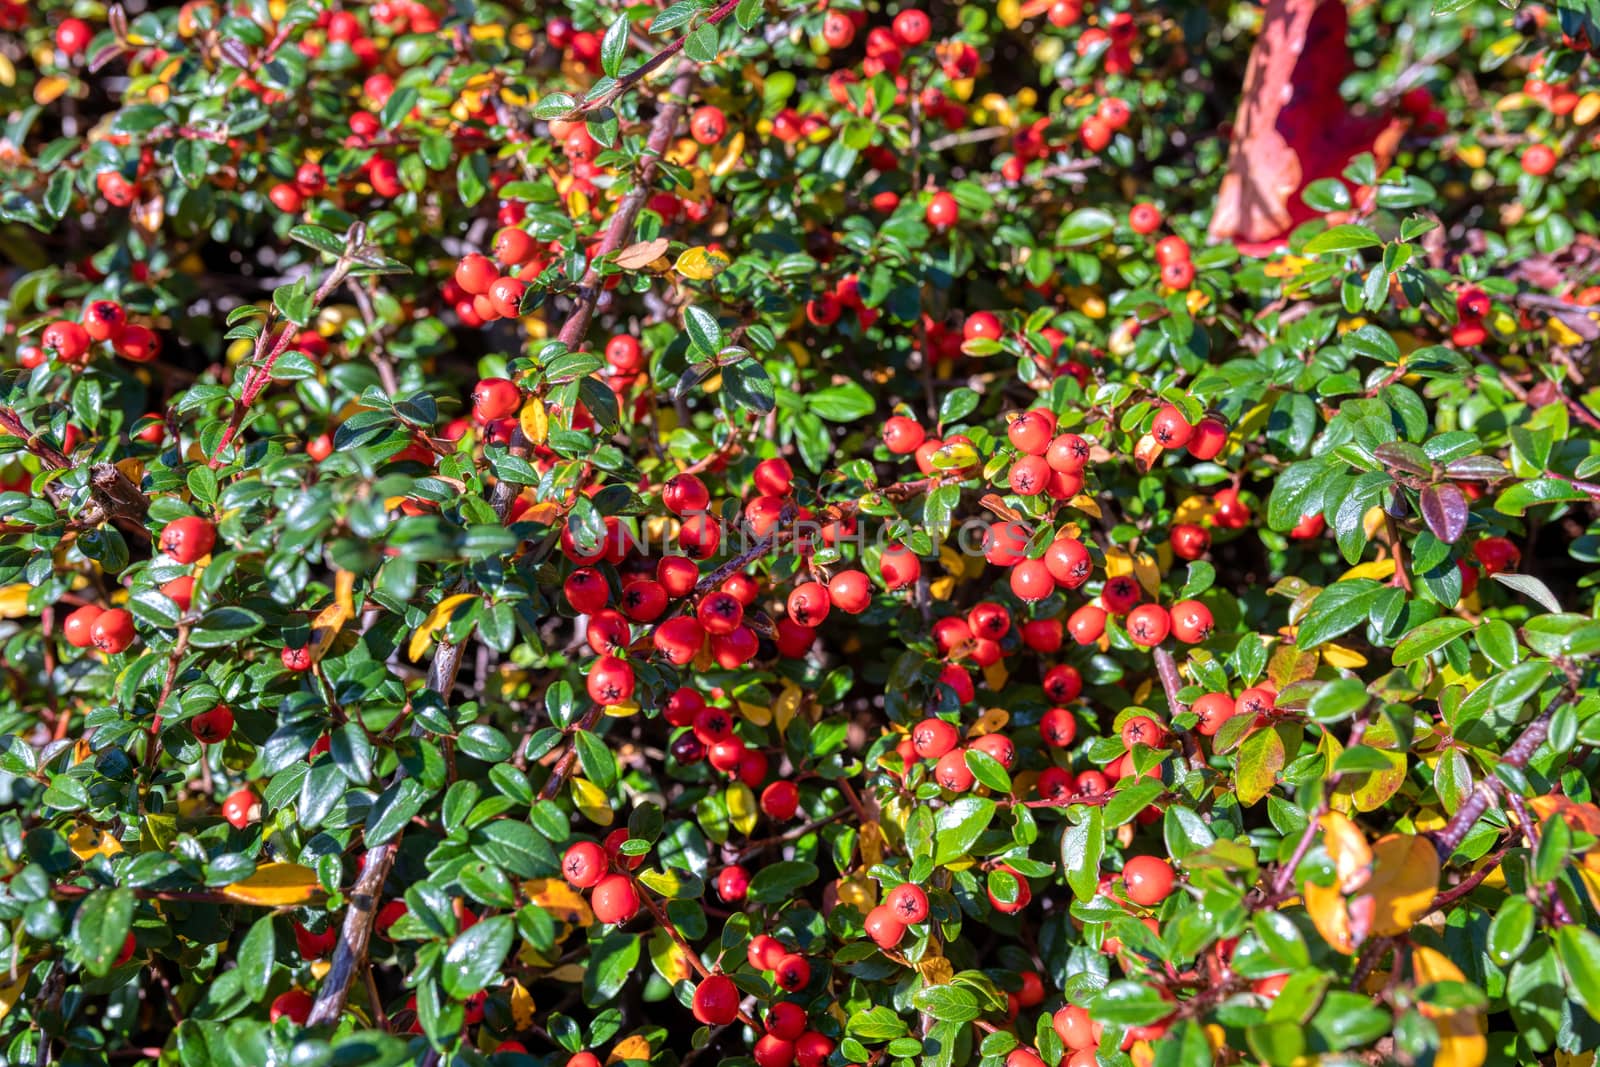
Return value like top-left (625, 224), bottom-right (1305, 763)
top-left (237, 915), bottom-right (277, 1001)
top-left (441, 915), bottom-right (514, 998)
top-left (683, 23), bottom-right (719, 63)
top-left (600, 16), bottom-right (629, 77)
top-left (1494, 478), bottom-right (1590, 515)
top-left (533, 93), bottom-right (578, 119)
top-left (1060, 807), bottom-right (1103, 902)
top-left (1303, 224), bottom-right (1383, 255)
top-left (189, 606), bottom-right (264, 648)
top-left (1295, 580), bottom-right (1382, 650)
top-left (1392, 617), bottom-right (1474, 665)
top-left (912, 985), bottom-right (981, 1022)
top-left (1058, 207), bottom-right (1116, 246)
top-left (963, 749), bottom-right (1012, 794)
top-left (684, 305), bottom-right (722, 356)
top-left (1557, 925), bottom-right (1600, 1022)
top-left (934, 797), bottom-right (996, 866)
top-left (747, 861), bottom-right (819, 903)
top-left (74, 887), bottom-right (135, 977)
top-left (809, 382), bottom-right (876, 422)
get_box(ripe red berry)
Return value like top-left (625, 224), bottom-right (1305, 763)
top-left (1008, 410), bottom-right (1054, 455)
top-left (606, 335), bottom-right (643, 372)
top-left (63, 604), bottom-right (104, 649)
top-left (591, 873), bottom-right (640, 924)
top-left (1212, 487), bottom-right (1251, 528)
top-left (1236, 686), bottom-right (1276, 719)
top-left (697, 591), bottom-right (744, 635)
top-left (191, 704), bottom-right (234, 744)
top-left (1192, 692), bottom-right (1236, 736)
top-left (1521, 143), bottom-right (1558, 176)
top-left (879, 543), bottom-right (921, 590)
top-left (42, 320), bottom-right (92, 363)
top-left (1170, 523), bottom-right (1210, 560)
top-left (1154, 235), bottom-right (1190, 266)
top-left (1042, 663), bottom-right (1082, 703)
top-left (768, 1001), bottom-right (809, 1040)
top-left (787, 582), bottom-right (831, 626)
top-left (887, 882), bottom-right (929, 923)
top-left (754, 1035), bottom-right (795, 1067)
top-left (56, 17), bottom-right (93, 56)
top-left (1161, 259), bottom-right (1196, 289)
top-left (587, 654), bottom-right (635, 705)
top-left (454, 253), bottom-right (498, 295)
top-left (472, 377), bottom-right (521, 422)
top-left (925, 191), bottom-right (959, 227)
top-left (1129, 203), bottom-right (1162, 234)
top-left (761, 780), bottom-right (800, 820)
top-left (690, 105), bottom-right (727, 145)
top-left (1150, 405), bottom-right (1194, 448)
top-left (970, 731), bottom-right (1015, 770)
top-left (82, 301), bottom-right (127, 342)
top-left (1080, 117), bottom-right (1112, 152)
top-left (1021, 617), bottom-right (1063, 654)
top-left (115, 324), bottom-right (161, 362)
top-left (1473, 535), bottom-right (1520, 575)
top-left (865, 904), bottom-right (907, 949)
top-left (1122, 855), bottom-right (1176, 906)
top-left (1126, 603), bottom-right (1171, 646)
top-left (934, 748), bottom-right (974, 791)
top-left (892, 8), bottom-right (931, 45)
top-left (883, 415), bottom-right (926, 455)
top-left (90, 608), bottom-right (135, 654)
top-left (159, 515), bottom-right (216, 564)
top-left (281, 645), bottom-right (312, 671)
top-left (753, 457), bottom-right (794, 496)
top-left (1047, 433), bottom-right (1090, 472)
top-left (1068, 603), bottom-right (1108, 645)
top-left (1170, 599), bottom-right (1213, 644)
top-left (1102, 575), bottom-right (1142, 614)
top-left (1045, 537), bottom-right (1092, 588)
top-left (494, 227), bottom-right (536, 267)
top-left (716, 864), bottom-right (750, 902)
top-left (269, 989), bottom-right (313, 1024)
top-left (692, 973), bottom-right (741, 1024)
top-left (1009, 559), bottom-right (1055, 602)
top-left (774, 954), bottom-right (811, 992)
top-left (222, 787), bottom-right (258, 829)
top-left (821, 9), bottom-right (855, 49)
top-left (749, 934), bottom-right (788, 971)
top-left (563, 841), bottom-right (608, 888)
top-left (1041, 706), bottom-right (1078, 747)
top-left (825, 570), bottom-right (871, 614)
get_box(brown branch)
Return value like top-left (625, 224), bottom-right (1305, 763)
top-left (1152, 646), bottom-right (1205, 771)
top-left (558, 0), bottom-right (743, 121)
top-left (1428, 700), bottom-right (1556, 860)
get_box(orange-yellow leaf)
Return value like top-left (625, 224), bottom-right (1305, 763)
top-left (727, 781), bottom-right (758, 836)
top-left (571, 777), bottom-right (614, 827)
top-left (519, 397), bottom-right (549, 447)
top-left (607, 1033), bottom-right (654, 1065)
top-left (674, 246), bottom-right (730, 281)
top-left (407, 592), bottom-right (477, 661)
top-left (1415, 945), bottom-right (1487, 1067)
top-left (1363, 833), bottom-right (1439, 937)
top-left (310, 569), bottom-right (355, 662)
top-left (0, 584), bottom-right (31, 619)
top-left (221, 862), bottom-right (324, 907)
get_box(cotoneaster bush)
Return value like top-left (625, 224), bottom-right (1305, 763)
top-left (2, 0), bottom-right (1600, 1066)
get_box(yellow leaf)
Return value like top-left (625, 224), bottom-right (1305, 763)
top-left (221, 862), bottom-right (324, 907)
top-left (520, 397), bottom-right (549, 446)
top-left (919, 955), bottom-right (955, 984)
top-left (571, 777), bottom-right (614, 827)
top-left (835, 872), bottom-right (876, 914)
top-left (773, 681), bottom-right (803, 735)
top-left (674, 246), bottom-right (731, 281)
top-left (1322, 643), bottom-right (1368, 669)
top-left (738, 700), bottom-right (773, 726)
top-left (1414, 945), bottom-right (1487, 1067)
top-left (727, 781), bottom-right (758, 836)
top-left (1304, 879), bottom-right (1356, 955)
top-left (0, 584), bottom-right (31, 619)
top-left (604, 700), bottom-right (640, 717)
top-left (526, 879), bottom-right (594, 927)
top-left (1172, 494), bottom-right (1216, 525)
top-left (1364, 833), bottom-right (1439, 937)
top-left (310, 569), bottom-right (355, 662)
top-left (407, 592), bottom-right (478, 661)
top-left (710, 130), bottom-right (747, 177)
top-left (547, 962), bottom-right (587, 982)
top-left (34, 76), bottom-right (70, 106)
top-left (607, 1033), bottom-right (654, 1065)
top-left (1069, 493), bottom-right (1102, 519)
top-left (647, 927), bottom-right (695, 984)
top-left (509, 979), bottom-right (536, 1030)
top-left (982, 660), bottom-right (1009, 693)
top-left (1321, 812), bottom-right (1374, 891)
top-left (859, 821), bottom-right (885, 867)
top-left (0, 963), bottom-right (36, 1023)
top-left (1341, 559), bottom-right (1396, 582)
top-left (67, 824), bottom-right (124, 861)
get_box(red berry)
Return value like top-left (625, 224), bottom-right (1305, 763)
top-left (1009, 559), bottom-right (1055, 602)
top-left (697, 591), bottom-right (744, 635)
top-left (1068, 604), bottom-right (1107, 645)
top-left (587, 654), bottom-right (635, 705)
top-left (222, 787), bottom-right (258, 829)
top-left (1473, 536), bottom-right (1520, 575)
top-left (912, 718), bottom-right (959, 760)
top-left (115, 324), bottom-right (161, 363)
top-left (1161, 259), bottom-right (1196, 289)
top-left (925, 191), bottom-right (959, 227)
top-left (82, 301), bottom-right (127, 342)
top-left (63, 604), bottom-right (104, 649)
top-left (892, 8), bottom-right (931, 46)
top-left (1122, 855), bottom-right (1176, 906)
top-left (282, 645), bottom-right (312, 671)
top-left (934, 748), bottom-right (974, 791)
top-left (1169, 599), bottom-right (1213, 644)
top-left (690, 105), bottom-right (727, 145)
top-left (1150, 405), bottom-right (1194, 448)
top-left (821, 9), bottom-right (855, 49)
top-left (761, 780), bottom-right (800, 820)
top-left (269, 989), bottom-right (313, 1024)
top-left (879, 543), bottom-right (921, 590)
top-left (1192, 692), bottom-right (1236, 736)
top-left (454, 253), bottom-right (498, 295)
top-left (1045, 537), bottom-right (1092, 588)
top-left (883, 415), bottom-right (926, 455)
top-left (191, 704), bottom-right (234, 744)
top-left (886, 882), bottom-right (929, 923)
top-left (1041, 707), bottom-right (1078, 747)
top-left (826, 570), bottom-right (871, 614)
top-left (494, 227), bottom-right (536, 267)
top-left (1053, 1006), bottom-right (1097, 1050)
top-left (1008, 410), bottom-right (1054, 455)
top-left (749, 934), bottom-right (787, 971)
top-left (1046, 432), bottom-right (1090, 472)
top-left (90, 608), bottom-right (135, 654)
top-left (1170, 523), bottom-right (1210, 560)
top-left (865, 905), bottom-right (906, 948)
top-left (42, 320), bottom-right (92, 363)
top-left (692, 973), bottom-right (741, 1025)
top-left (787, 582), bottom-right (831, 626)
top-left (472, 377), bottom-right (522, 422)
top-left (768, 1001), bottom-right (809, 1040)
top-left (1154, 235), bottom-right (1190, 266)
top-left (987, 866), bottom-right (1032, 913)
top-left (774, 954), bottom-right (811, 992)
top-left (1043, 663), bottom-right (1083, 704)
top-left (716, 865), bottom-right (750, 902)
top-left (563, 841), bottom-right (608, 888)
top-left (56, 17), bottom-right (92, 56)
top-left (159, 515), bottom-right (217, 564)
top-left (1126, 603), bottom-right (1171, 646)
top-left (1521, 143), bottom-right (1558, 176)
top-left (591, 874), bottom-right (640, 924)
top-left (1129, 203), bottom-right (1162, 234)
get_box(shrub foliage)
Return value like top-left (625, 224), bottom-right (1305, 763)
top-left (3, 0), bottom-right (1600, 1066)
